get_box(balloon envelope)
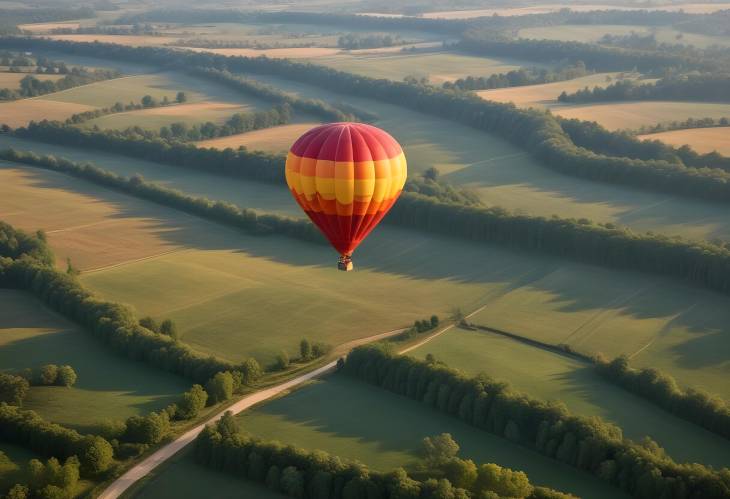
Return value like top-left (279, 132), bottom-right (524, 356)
top-left (286, 122), bottom-right (407, 261)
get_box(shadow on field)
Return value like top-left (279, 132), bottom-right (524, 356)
top-left (12, 164), bottom-right (730, 373)
top-left (242, 375), bottom-right (625, 499)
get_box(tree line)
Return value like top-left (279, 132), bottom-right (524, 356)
top-left (456, 31), bottom-right (707, 74)
top-left (636, 116), bottom-right (730, 135)
top-left (595, 355), bottom-right (730, 441)
top-left (342, 345), bottom-right (730, 499)
top-left (337, 33), bottom-right (408, 50)
top-left (557, 117), bottom-right (730, 172)
top-left (63, 92), bottom-right (184, 125)
top-left (3, 38), bottom-right (730, 203)
top-left (0, 67), bottom-right (120, 101)
top-left (8, 147), bottom-right (730, 298)
top-left (443, 63), bottom-right (590, 91)
top-left (0, 7), bottom-right (95, 35)
top-left (3, 455), bottom-right (81, 499)
top-left (0, 217), bottom-right (264, 385)
top-left (194, 411), bottom-right (574, 499)
top-left (158, 103), bottom-right (292, 142)
top-left (558, 74), bottom-right (730, 104)
top-left (9, 121), bottom-right (287, 184)
top-left (189, 67), bottom-right (362, 123)
top-left (0, 404), bottom-right (113, 475)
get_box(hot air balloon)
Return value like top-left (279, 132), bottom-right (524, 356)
top-left (286, 122), bottom-right (407, 271)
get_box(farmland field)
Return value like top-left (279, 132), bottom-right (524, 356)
top-left (0, 98), bottom-right (96, 128)
top-left (638, 127), bottom-right (730, 156)
top-left (518, 24), bottom-right (730, 48)
top-left (2, 152), bottom-right (728, 395)
top-left (551, 101), bottom-right (730, 130)
top-left (195, 122), bottom-right (320, 152)
top-left (233, 375), bottom-right (624, 498)
top-left (0, 72), bottom-right (63, 88)
top-left (477, 72), bottom-right (642, 107)
top-left (82, 101), bottom-right (269, 131)
top-left (0, 289), bottom-right (189, 432)
top-left (415, 3), bottom-right (730, 18)
top-left (41, 71), bottom-right (270, 109)
top-left (410, 329), bottom-right (730, 468)
top-left (305, 51), bottom-right (548, 84)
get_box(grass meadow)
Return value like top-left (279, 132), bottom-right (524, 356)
top-left (409, 329), bottom-right (730, 468)
top-left (638, 127), bottom-right (730, 156)
top-left (0, 290), bottom-right (189, 432)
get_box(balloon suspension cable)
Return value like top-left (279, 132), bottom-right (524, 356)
top-left (338, 254), bottom-right (353, 272)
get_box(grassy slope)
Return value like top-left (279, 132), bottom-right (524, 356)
top-left (0, 290), bottom-right (189, 432)
top-left (2, 144), bottom-right (729, 394)
top-left (235, 376), bottom-right (624, 499)
top-left (409, 329), bottom-right (730, 468)
top-left (638, 127), bottom-right (730, 156)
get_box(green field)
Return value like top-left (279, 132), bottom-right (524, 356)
top-left (41, 71), bottom-right (270, 110)
top-left (410, 329), bottom-right (730, 468)
top-left (0, 289), bottom-right (190, 432)
top-left (518, 24), bottom-right (730, 48)
top-left (306, 51), bottom-right (546, 84)
top-left (234, 375), bottom-right (624, 498)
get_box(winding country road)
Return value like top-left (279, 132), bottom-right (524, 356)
top-left (99, 306), bottom-right (487, 499)
top-left (99, 327), bottom-right (407, 499)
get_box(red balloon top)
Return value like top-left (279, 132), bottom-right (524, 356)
top-left (289, 122), bottom-right (403, 162)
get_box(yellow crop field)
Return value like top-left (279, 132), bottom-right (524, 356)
top-left (638, 127), bottom-right (730, 156)
top-left (552, 101), bottom-right (730, 130)
top-left (196, 122), bottom-right (320, 153)
top-left (0, 72), bottom-right (63, 88)
top-left (0, 98), bottom-right (96, 128)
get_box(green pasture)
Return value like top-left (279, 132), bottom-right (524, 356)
top-left (235, 375), bottom-right (624, 498)
top-left (410, 329), bottom-right (730, 468)
top-left (306, 51), bottom-right (546, 84)
top-left (0, 290), bottom-right (190, 432)
top-left (40, 70), bottom-right (271, 110)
